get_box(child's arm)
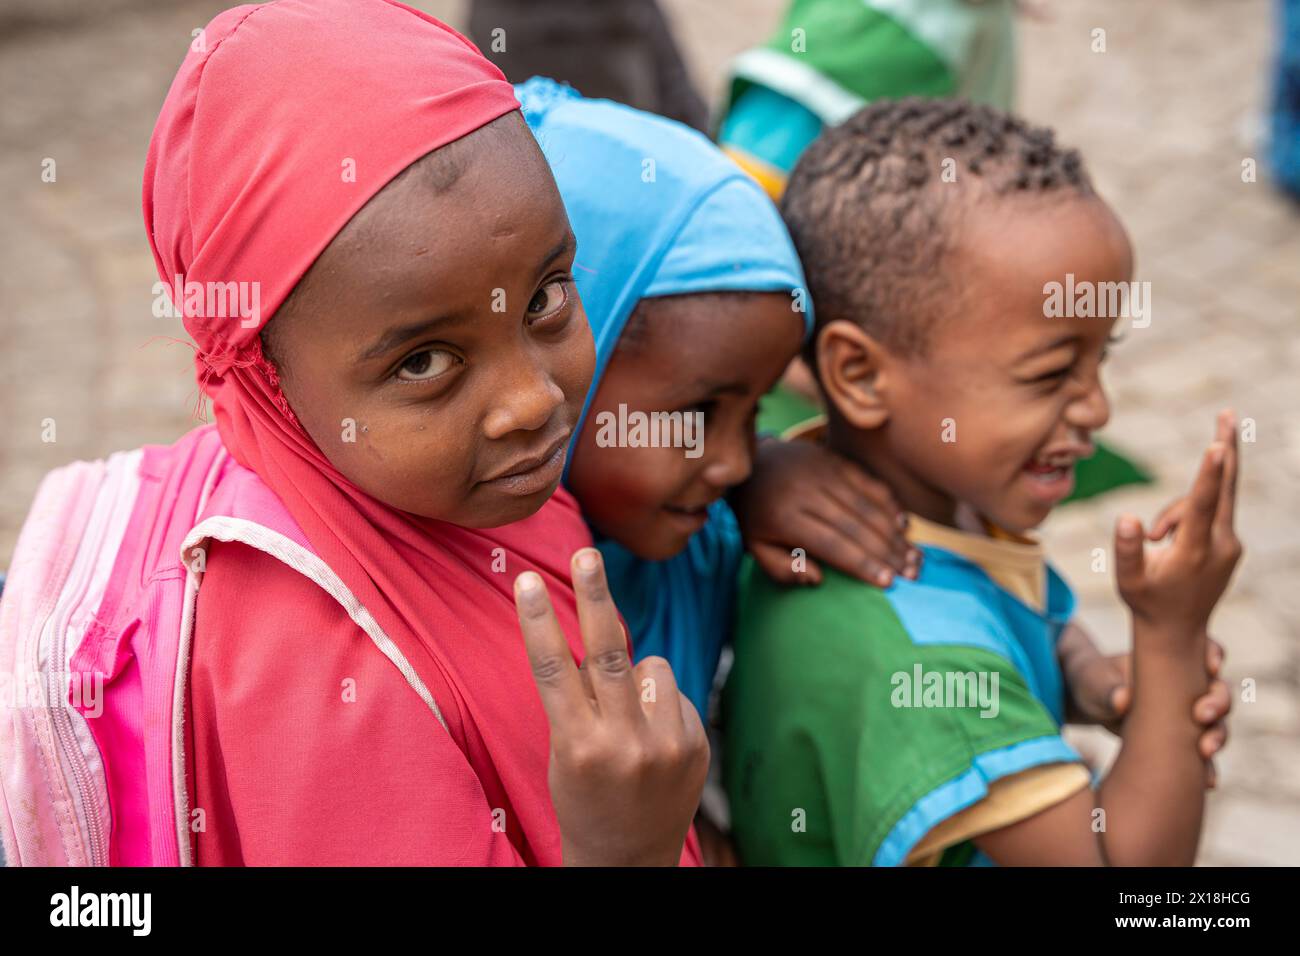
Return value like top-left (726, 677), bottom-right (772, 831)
top-left (1059, 620), bottom-right (1231, 777)
top-left (731, 436), bottom-right (919, 587)
top-left (977, 414), bottom-right (1241, 866)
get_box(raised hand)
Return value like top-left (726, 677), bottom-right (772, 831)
top-left (514, 548), bottom-right (709, 866)
top-left (1114, 410), bottom-right (1242, 635)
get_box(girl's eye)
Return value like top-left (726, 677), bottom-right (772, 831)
top-left (526, 278), bottom-right (570, 321)
top-left (683, 400), bottom-right (718, 424)
top-left (395, 348), bottom-right (456, 382)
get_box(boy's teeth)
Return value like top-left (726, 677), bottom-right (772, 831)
top-left (1024, 458), bottom-right (1073, 479)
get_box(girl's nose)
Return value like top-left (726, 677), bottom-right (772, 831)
top-left (483, 361), bottom-right (565, 439)
top-left (702, 428), bottom-right (753, 490)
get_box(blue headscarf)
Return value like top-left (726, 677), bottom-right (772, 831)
top-left (518, 78), bottom-right (811, 716)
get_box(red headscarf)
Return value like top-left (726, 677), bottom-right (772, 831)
top-left (143, 0), bottom-right (591, 865)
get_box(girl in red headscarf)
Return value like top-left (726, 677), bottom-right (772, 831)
top-left (0, 0), bottom-right (704, 867)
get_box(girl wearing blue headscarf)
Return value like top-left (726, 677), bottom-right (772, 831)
top-left (518, 78), bottom-right (918, 719)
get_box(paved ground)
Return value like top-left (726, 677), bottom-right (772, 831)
top-left (1, 0), bottom-right (1296, 864)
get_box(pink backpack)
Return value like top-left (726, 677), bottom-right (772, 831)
top-left (0, 426), bottom-right (439, 866)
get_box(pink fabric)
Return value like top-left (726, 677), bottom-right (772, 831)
top-left (0, 458), bottom-right (117, 865)
top-left (136, 0), bottom-right (700, 865)
top-left (65, 429), bottom-right (228, 863)
top-left (189, 536), bottom-right (703, 866)
top-left (187, 500), bottom-right (553, 865)
top-left (67, 427), bottom-right (232, 865)
top-left (142, 0), bottom-right (520, 374)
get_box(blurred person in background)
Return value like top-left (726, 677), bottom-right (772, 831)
top-left (468, 0), bottom-right (709, 132)
top-left (716, 0), bottom-right (1018, 202)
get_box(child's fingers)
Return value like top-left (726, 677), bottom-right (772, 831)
top-left (515, 571), bottom-right (587, 729)
top-left (1195, 678), bottom-right (1231, 726)
top-left (1147, 498), bottom-right (1186, 540)
top-left (631, 655), bottom-right (686, 733)
top-left (1198, 722), bottom-right (1228, 761)
top-left (1207, 637), bottom-right (1225, 677)
top-left (802, 509), bottom-right (899, 587)
top-left (570, 549), bottom-right (641, 723)
top-left (1109, 683), bottom-right (1131, 720)
top-left (751, 540), bottom-right (822, 586)
top-left (1077, 655), bottom-right (1127, 724)
top-left (1178, 442), bottom-right (1226, 552)
top-left (634, 655), bottom-right (709, 766)
top-left (1113, 514), bottom-right (1146, 587)
top-left (819, 481), bottom-right (914, 573)
top-left (1214, 407), bottom-right (1235, 445)
top-left (833, 457), bottom-right (904, 523)
top-left (1213, 410), bottom-right (1239, 537)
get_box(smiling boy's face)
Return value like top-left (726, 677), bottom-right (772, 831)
top-left (263, 112), bottom-right (595, 528)
top-left (567, 292), bottom-right (802, 560)
top-left (821, 194), bottom-right (1131, 535)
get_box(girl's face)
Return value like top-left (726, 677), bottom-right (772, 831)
top-left (567, 292), bottom-right (803, 560)
top-left (264, 113), bottom-right (595, 528)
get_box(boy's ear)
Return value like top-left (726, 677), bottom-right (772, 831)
top-left (815, 320), bottom-right (893, 430)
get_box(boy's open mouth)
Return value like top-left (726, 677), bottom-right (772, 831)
top-left (1020, 446), bottom-right (1091, 503)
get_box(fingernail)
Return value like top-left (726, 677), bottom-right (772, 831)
top-left (516, 571), bottom-right (541, 593)
top-left (1118, 516), bottom-right (1139, 538)
top-left (877, 570), bottom-right (893, 587)
top-left (574, 549), bottom-right (599, 572)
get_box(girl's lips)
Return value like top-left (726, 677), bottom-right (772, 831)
top-left (662, 502), bottom-right (711, 534)
top-left (482, 439), bottom-right (568, 497)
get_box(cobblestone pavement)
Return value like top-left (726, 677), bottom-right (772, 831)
top-left (1, 0), bottom-right (1296, 863)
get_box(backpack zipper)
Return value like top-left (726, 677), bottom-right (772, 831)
top-left (43, 457), bottom-right (136, 866)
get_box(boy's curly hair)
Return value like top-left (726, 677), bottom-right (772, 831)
top-left (781, 97), bottom-right (1095, 358)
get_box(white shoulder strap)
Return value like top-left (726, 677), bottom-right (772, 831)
top-left (173, 518), bottom-right (448, 865)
